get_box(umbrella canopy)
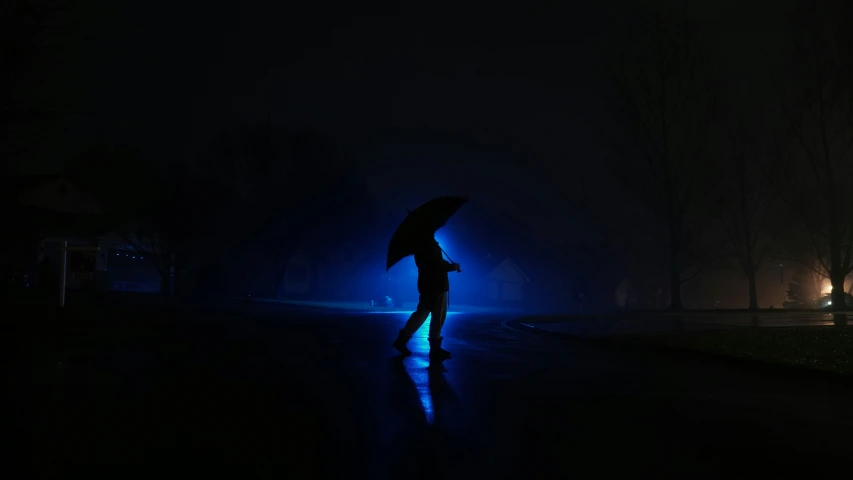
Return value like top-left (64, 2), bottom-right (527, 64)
top-left (386, 195), bottom-right (468, 271)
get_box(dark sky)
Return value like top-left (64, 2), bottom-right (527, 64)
top-left (18, 0), bottom-right (798, 247)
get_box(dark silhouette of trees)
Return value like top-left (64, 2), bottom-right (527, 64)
top-left (769, 2), bottom-right (853, 311)
top-left (608, 4), bottom-right (721, 310)
top-left (67, 144), bottom-right (229, 298)
top-left (121, 162), bottom-right (203, 297)
top-left (716, 121), bottom-right (776, 310)
top-left (209, 121), bottom-right (373, 297)
top-left (69, 123), bottom-right (373, 300)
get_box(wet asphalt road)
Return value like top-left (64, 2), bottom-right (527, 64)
top-left (10, 304), bottom-right (853, 479)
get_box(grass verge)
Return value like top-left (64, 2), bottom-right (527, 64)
top-left (624, 326), bottom-right (853, 374)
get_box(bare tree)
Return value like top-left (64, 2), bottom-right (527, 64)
top-left (608, 4), bottom-right (721, 310)
top-left (769, 3), bottom-right (853, 310)
top-left (117, 161), bottom-right (209, 297)
top-left (68, 144), bottom-right (224, 298)
top-left (716, 121), bottom-right (776, 310)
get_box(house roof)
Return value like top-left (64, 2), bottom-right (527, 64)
top-left (16, 175), bottom-right (101, 215)
top-left (616, 277), bottom-right (637, 295)
top-left (13, 205), bottom-right (114, 237)
top-left (479, 245), bottom-right (572, 285)
top-left (487, 257), bottom-right (530, 283)
top-left (9, 173), bottom-right (65, 195)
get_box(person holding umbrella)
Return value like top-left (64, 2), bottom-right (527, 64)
top-left (387, 196), bottom-right (468, 360)
top-left (392, 236), bottom-right (461, 358)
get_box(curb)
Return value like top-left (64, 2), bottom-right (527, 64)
top-left (515, 310), bottom-right (853, 325)
top-left (621, 340), bottom-right (853, 381)
top-left (507, 318), bottom-right (853, 382)
top-left (503, 318), bottom-right (610, 344)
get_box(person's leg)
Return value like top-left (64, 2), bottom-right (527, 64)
top-left (401, 294), bottom-right (432, 336)
top-left (393, 294), bottom-right (431, 355)
top-left (438, 292), bottom-right (448, 331)
top-left (428, 292), bottom-right (451, 359)
top-left (427, 292), bottom-right (448, 340)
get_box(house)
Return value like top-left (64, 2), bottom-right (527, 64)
top-left (17, 175), bottom-right (101, 215)
top-left (104, 238), bottom-right (162, 293)
top-left (283, 252), bottom-right (311, 296)
top-left (11, 176), bottom-right (106, 290)
top-left (9, 175), bottom-right (163, 295)
top-left (615, 277), bottom-right (639, 308)
top-left (486, 256), bottom-right (529, 304)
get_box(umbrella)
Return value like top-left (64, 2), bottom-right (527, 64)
top-left (386, 195), bottom-right (469, 271)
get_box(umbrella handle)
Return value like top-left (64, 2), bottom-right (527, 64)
top-left (439, 246), bottom-right (455, 265)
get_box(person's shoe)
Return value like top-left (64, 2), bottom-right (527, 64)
top-left (428, 337), bottom-right (452, 360)
top-left (392, 330), bottom-right (412, 356)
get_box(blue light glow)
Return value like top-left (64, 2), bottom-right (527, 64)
top-left (364, 310), bottom-right (463, 317)
top-left (433, 231), bottom-right (453, 262)
top-left (407, 316), bottom-right (436, 424)
top-left (395, 315), bottom-right (459, 426)
top-left (239, 205), bottom-right (545, 316)
top-left (132, 256), bottom-right (136, 259)
top-left (407, 356), bottom-right (435, 424)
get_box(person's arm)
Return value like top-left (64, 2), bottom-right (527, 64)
top-left (432, 246), bottom-right (460, 272)
top-left (423, 243), bottom-right (460, 272)
top-left (442, 260), bottom-right (462, 272)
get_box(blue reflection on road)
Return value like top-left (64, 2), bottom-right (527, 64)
top-left (399, 316), bottom-right (455, 426)
top-left (407, 356), bottom-right (435, 424)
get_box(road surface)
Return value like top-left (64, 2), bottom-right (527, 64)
top-left (11, 304), bottom-right (853, 478)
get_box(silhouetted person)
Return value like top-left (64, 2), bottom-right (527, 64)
top-left (392, 237), bottom-right (460, 359)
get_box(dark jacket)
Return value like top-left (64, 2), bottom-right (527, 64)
top-left (414, 240), bottom-right (455, 294)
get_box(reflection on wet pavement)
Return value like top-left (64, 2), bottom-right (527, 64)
top-left (396, 317), bottom-right (458, 426)
top-left (406, 356), bottom-right (435, 424)
top-left (15, 301), bottom-right (853, 478)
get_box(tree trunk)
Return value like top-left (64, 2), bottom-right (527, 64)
top-left (827, 192), bottom-right (845, 311)
top-left (668, 273), bottom-right (683, 310)
top-left (830, 271), bottom-right (846, 311)
top-left (668, 223), bottom-right (684, 311)
top-left (746, 269), bottom-right (759, 310)
top-left (160, 256), bottom-right (173, 299)
top-left (160, 272), bottom-right (171, 298)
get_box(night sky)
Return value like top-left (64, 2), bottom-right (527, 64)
top-left (14, 0), bottom-right (798, 252)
